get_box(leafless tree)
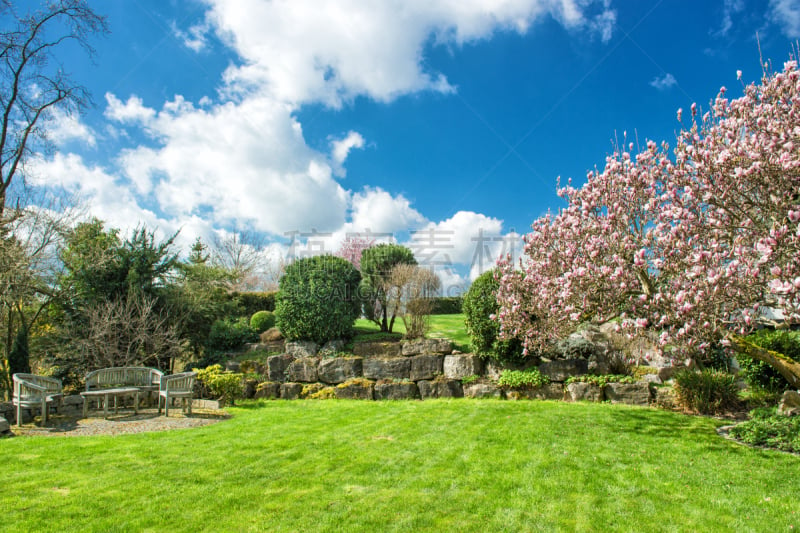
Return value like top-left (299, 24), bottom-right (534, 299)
top-left (211, 228), bottom-right (281, 291)
top-left (0, 0), bottom-right (107, 216)
top-left (389, 264), bottom-right (441, 339)
top-left (76, 292), bottom-right (182, 371)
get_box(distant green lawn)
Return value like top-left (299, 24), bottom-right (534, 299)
top-left (355, 313), bottom-right (470, 351)
top-left (3, 400), bottom-right (798, 532)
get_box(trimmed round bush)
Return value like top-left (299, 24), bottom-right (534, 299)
top-left (250, 310), bottom-right (276, 333)
top-left (275, 255), bottom-right (361, 344)
top-left (463, 270), bottom-right (524, 364)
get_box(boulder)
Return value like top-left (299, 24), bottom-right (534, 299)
top-left (525, 383), bottom-right (565, 400)
top-left (335, 379), bottom-right (374, 400)
top-left (285, 340), bottom-right (320, 358)
top-left (243, 378), bottom-right (259, 399)
top-left (566, 382), bottom-right (604, 402)
top-left (443, 355), bottom-right (484, 380)
top-left (353, 341), bottom-right (402, 357)
top-left (402, 338), bottom-right (453, 356)
top-left (653, 385), bottom-right (676, 409)
top-left (318, 357), bottom-right (363, 384)
top-left (657, 366), bottom-right (678, 382)
top-left (266, 354), bottom-right (295, 381)
top-left (539, 359), bottom-right (588, 382)
top-left (286, 358), bottom-right (319, 382)
top-left (418, 379), bottom-right (464, 399)
top-left (255, 381), bottom-right (281, 399)
top-left (225, 361), bottom-right (241, 372)
top-left (463, 382), bottom-right (504, 399)
top-left (260, 327), bottom-right (284, 342)
top-left (605, 382), bottom-right (652, 406)
top-left (778, 390), bottom-right (800, 416)
top-left (280, 383), bottom-right (303, 400)
top-left (0, 416), bottom-right (9, 434)
top-left (363, 358), bottom-right (411, 380)
top-left (409, 355), bottom-right (444, 381)
top-left (374, 382), bottom-right (420, 400)
top-left (239, 360), bottom-right (266, 374)
top-left (319, 339), bottom-right (346, 357)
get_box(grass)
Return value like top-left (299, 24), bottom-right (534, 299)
top-left (354, 313), bottom-right (470, 351)
top-left (3, 400), bottom-right (799, 532)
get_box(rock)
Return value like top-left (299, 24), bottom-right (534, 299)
top-left (280, 383), bottom-right (303, 400)
top-left (641, 374), bottom-right (662, 385)
top-left (225, 361), bottom-right (241, 372)
top-left (363, 358), bottom-right (411, 380)
top-left (286, 357), bottom-right (319, 382)
top-left (402, 338), bottom-right (453, 356)
top-left (318, 357), bottom-right (363, 384)
top-left (353, 341), bottom-right (402, 357)
top-left (527, 383), bottom-right (565, 400)
top-left (605, 382), bottom-right (652, 406)
top-left (266, 354), bottom-right (295, 381)
top-left (778, 390), bottom-right (800, 416)
top-left (374, 382), bottom-right (420, 400)
top-left (539, 359), bottom-right (588, 382)
top-left (239, 360), bottom-right (265, 374)
top-left (463, 382), bottom-right (504, 399)
top-left (260, 327), bottom-right (284, 342)
top-left (0, 416), bottom-right (9, 434)
top-left (255, 382), bottom-right (281, 399)
top-left (567, 382), bottom-right (604, 402)
top-left (301, 383), bottom-right (327, 398)
top-left (409, 355), bottom-right (444, 381)
top-left (418, 379), bottom-right (464, 399)
top-left (443, 355), bottom-right (484, 380)
top-left (554, 328), bottom-right (617, 374)
top-left (653, 385), bottom-right (676, 409)
top-left (243, 379), bottom-right (259, 399)
top-left (285, 340), bottom-right (320, 358)
top-left (335, 379), bottom-right (374, 400)
top-left (657, 366), bottom-right (678, 382)
top-left (319, 339), bottom-right (346, 357)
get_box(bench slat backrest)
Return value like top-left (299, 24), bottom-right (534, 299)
top-left (85, 367), bottom-right (163, 391)
top-left (13, 373), bottom-right (62, 401)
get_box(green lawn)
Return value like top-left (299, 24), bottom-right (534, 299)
top-left (355, 313), bottom-right (470, 351)
top-left (3, 400), bottom-right (798, 532)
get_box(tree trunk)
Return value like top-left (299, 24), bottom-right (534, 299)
top-left (729, 335), bottom-right (800, 389)
top-left (380, 305), bottom-right (389, 332)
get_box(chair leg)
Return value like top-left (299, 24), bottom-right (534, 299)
top-left (158, 395), bottom-right (163, 415)
top-left (188, 397), bottom-right (192, 416)
top-left (16, 404), bottom-right (22, 427)
top-left (165, 394), bottom-right (170, 417)
top-left (41, 398), bottom-right (47, 425)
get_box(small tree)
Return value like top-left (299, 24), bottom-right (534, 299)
top-left (389, 264), bottom-right (440, 339)
top-left (335, 235), bottom-right (374, 270)
top-left (7, 324), bottom-right (30, 376)
top-left (275, 255), bottom-right (361, 344)
top-left (360, 243), bottom-right (416, 332)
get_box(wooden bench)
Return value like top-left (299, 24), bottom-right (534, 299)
top-left (83, 367), bottom-right (164, 415)
top-left (12, 373), bottom-right (63, 426)
top-left (158, 372), bottom-right (197, 417)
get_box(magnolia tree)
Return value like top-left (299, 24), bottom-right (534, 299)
top-left (496, 60), bottom-right (800, 385)
top-left (335, 235), bottom-right (375, 270)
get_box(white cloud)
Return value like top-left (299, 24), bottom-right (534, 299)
top-left (713, 0), bottom-right (744, 37)
top-left (172, 20), bottom-right (210, 52)
top-left (104, 93), bottom-right (156, 123)
top-left (330, 131), bottom-right (365, 177)
top-left (348, 187), bottom-right (427, 236)
top-left (47, 108), bottom-right (96, 147)
top-left (202, 0), bottom-right (616, 107)
top-left (409, 211), bottom-right (504, 272)
top-left (649, 73), bottom-right (677, 91)
top-left (770, 0), bottom-right (800, 38)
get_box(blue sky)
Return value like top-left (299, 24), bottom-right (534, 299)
top-left (23, 0), bottom-right (800, 291)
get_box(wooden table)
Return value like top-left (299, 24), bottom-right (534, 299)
top-left (81, 387), bottom-right (140, 418)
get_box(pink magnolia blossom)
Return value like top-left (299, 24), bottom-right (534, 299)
top-left (496, 58), bottom-right (800, 358)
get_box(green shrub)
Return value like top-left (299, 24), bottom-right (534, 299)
top-left (461, 374), bottom-right (480, 385)
top-left (463, 270), bottom-right (525, 364)
top-left (8, 326), bottom-right (31, 377)
top-left (206, 317), bottom-right (258, 351)
top-left (194, 364), bottom-right (244, 405)
top-left (250, 310), bottom-right (276, 333)
top-left (275, 255), bottom-right (361, 344)
top-left (738, 330), bottom-right (798, 392)
top-left (497, 369), bottom-right (549, 389)
top-left (233, 291), bottom-right (277, 315)
top-left (729, 407), bottom-right (800, 453)
top-left (673, 369), bottom-right (741, 414)
top-left (429, 297), bottom-right (463, 315)
top-left (565, 374), bottom-right (635, 387)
